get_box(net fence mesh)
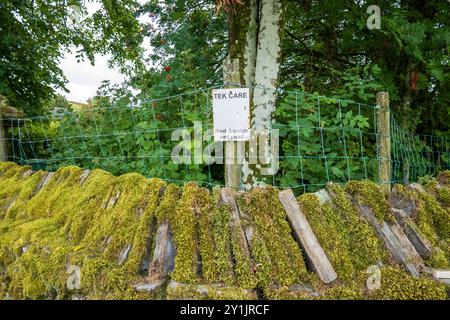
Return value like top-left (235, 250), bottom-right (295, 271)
top-left (1, 84), bottom-right (449, 193)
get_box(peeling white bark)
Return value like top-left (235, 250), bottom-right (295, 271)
top-left (252, 0), bottom-right (282, 130)
top-left (226, 0), bottom-right (283, 188)
top-left (245, 0), bottom-right (283, 187)
top-left (241, 158), bottom-right (253, 190)
top-left (242, 0), bottom-right (258, 87)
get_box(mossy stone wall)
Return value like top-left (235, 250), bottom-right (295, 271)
top-left (0, 162), bottom-right (448, 300)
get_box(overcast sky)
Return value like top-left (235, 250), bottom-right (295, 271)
top-left (56, 52), bottom-right (125, 103)
top-left (56, 1), bottom-right (152, 103)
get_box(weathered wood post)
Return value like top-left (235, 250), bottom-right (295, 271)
top-left (376, 91), bottom-right (391, 195)
top-left (223, 57), bottom-right (242, 188)
top-left (403, 160), bottom-right (410, 185)
top-left (0, 105), bottom-right (25, 162)
top-left (0, 112), bottom-right (7, 161)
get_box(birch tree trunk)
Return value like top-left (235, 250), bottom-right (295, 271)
top-left (252, 0), bottom-right (283, 131)
top-left (225, 0), bottom-right (258, 86)
top-left (225, 0), bottom-right (284, 189)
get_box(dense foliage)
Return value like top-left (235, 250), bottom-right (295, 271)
top-left (0, 0), bottom-right (144, 116)
top-left (2, 0), bottom-right (449, 188)
top-left (134, 0), bottom-right (449, 134)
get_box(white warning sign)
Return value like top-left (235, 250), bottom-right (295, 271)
top-left (212, 88), bottom-right (250, 141)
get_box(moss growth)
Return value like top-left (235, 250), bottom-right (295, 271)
top-left (2, 220), bottom-right (72, 299)
top-left (24, 166), bottom-right (85, 221)
top-left (163, 185), bottom-right (235, 286)
top-left (326, 183), bottom-right (388, 270)
top-left (266, 273), bottom-right (366, 300)
top-left (195, 187), bottom-right (218, 283)
top-left (421, 171), bottom-right (450, 209)
top-left (81, 173), bottom-right (164, 275)
top-left (155, 184), bottom-right (180, 224)
top-left (238, 187), bottom-right (308, 289)
top-left (211, 187), bottom-right (234, 286)
top-left (437, 187), bottom-right (450, 208)
top-left (298, 193), bottom-right (355, 282)
top-left (4, 171), bottom-right (46, 221)
top-left (0, 161), bottom-right (18, 175)
top-left (166, 282), bottom-right (257, 300)
top-left (245, 227), bottom-right (274, 289)
top-left (0, 162), bottom-right (31, 179)
top-left (264, 285), bottom-right (317, 300)
top-left (79, 258), bottom-right (161, 299)
top-left (393, 183), bottom-right (449, 268)
top-left (414, 192), bottom-right (450, 267)
top-left (296, 184), bottom-right (393, 299)
top-left (309, 266), bottom-right (446, 300)
top-left (0, 165), bottom-right (165, 299)
top-left (171, 183), bottom-right (202, 284)
top-left (422, 173), bottom-right (450, 210)
top-left (320, 283), bottom-right (364, 300)
top-left (57, 169), bottom-right (117, 243)
top-left (437, 170), bottom-right (450, 186)
top-left (426, 249), bottom-right (448, 268)
top-left (345, 180), bottom-right (394, 222)
top-left (0, 164), bottom-right (448, 300)
top-left (418, 192), bottom-right (449, 239)
top-left (0, 162), bottom-right (40, 220)
top-left (229, 224), bottom-right (256, 289)
top-left (371, 266), bottom-right (447, 300)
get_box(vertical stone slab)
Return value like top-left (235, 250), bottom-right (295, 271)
top-left (278, 189), bottom-right (337, 284)
top-left (147, 221), bottom-right (175, 282)
top-left (220, 187), bottom-right (252, 261)
top-left (353, 202), bottom-right (422, 277)
top-left (391, 208), bottom-right (433, 260)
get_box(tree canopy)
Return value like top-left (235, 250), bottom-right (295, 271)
top-left (1, 0), bottom-right (449, 133)
top-left (0, 0), bottom-right (144, 116)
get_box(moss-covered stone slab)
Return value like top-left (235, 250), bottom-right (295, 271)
top-left (237, 187), bottom-right (308, 291)
top-left (265, 283), bottom-right (320, 300)
top-left (389, 185), bottom-right (417, 216)
top-left (219, 188), bottom-right (255, 288)
top-left (166, 281), bottom-right (257, 300)
top-left (220, 188), bottom-right (253, 274)
top-left (391, 207), bottom-right (433, 259)
top-left (354, 202), bottom-right (422, 276)
top-left (421, 266), bottom-right (450, 280)
top-left (147, 221), bottom-right (175, 282)
top-left (345, 180), bottom-right (423, 276)
top-left (278, 189), bottom-right (337, 284)
top-left (394, 183), bottom-right (449, 268)
top-left (0, 163), bottom-right (448, 300)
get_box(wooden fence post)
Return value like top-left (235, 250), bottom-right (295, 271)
top-left (223, 57), bottom-right (241, 188)
top-left (0, 113), bottom-right (7, 161)
top-left (376, 91), bottom-right (391, 195)
top-left (0, 106), bottom-right (25, 162)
